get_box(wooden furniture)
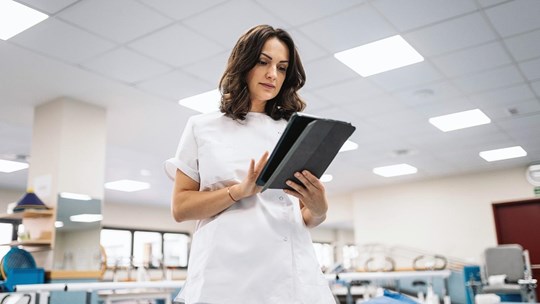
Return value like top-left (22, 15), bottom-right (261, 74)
top-left (0, 209), bottom-right (55, 248)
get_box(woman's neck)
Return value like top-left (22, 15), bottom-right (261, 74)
top-left (250, 100), bottom-right (266, 113)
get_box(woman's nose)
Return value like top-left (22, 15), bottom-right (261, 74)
top-left (266, 66), bottom-right (277, 79)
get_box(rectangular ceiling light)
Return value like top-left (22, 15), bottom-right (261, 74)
top-left (339, 140), bottom-right (358, 153)
top-left (0, 159), bottom-right (29, 173)
top-left (60, 192), bottom-right (92, 201)
top-left (0, 0), bottom-right (48, 40)
top-left (70, 213), bottom-right (103, 223)
top-left (178, 89), bottom-right (220, 113)
top-left (373, 163), bottom-right (418, 177)
top-left (429, 109), bottom-right (491, 132)
top-left (334, 35), bottom-right (424, 77)
top-left (479, 146), bottom-right (527, 162)
top-left (105, 179), bottom-right (150, 192)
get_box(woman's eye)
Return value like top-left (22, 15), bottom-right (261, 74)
top-left (258, 60), bottom-right (267, 65)
top-left (278, 66), bottom-right (287, 72)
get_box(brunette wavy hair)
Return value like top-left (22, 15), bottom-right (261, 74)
top-left (219, 25), bottom-right (306, 121)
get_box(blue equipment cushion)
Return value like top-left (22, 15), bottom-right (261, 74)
top-left (0, 247), bottom-right (36, 279)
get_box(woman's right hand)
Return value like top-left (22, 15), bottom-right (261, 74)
top-left (229, 151), bottom-right (269, 201)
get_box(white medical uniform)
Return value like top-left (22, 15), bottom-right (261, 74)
top-left (165, 111), bottom-right (335, 304)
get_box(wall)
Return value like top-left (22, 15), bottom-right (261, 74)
top-left (102, 202), bottom-right (196, 233)
top-left (103, 200), bottom-right (355, 246)
top-left (352, 166), bottom-right (535, 264)
top-left (0, 188), bottom-right (24, 210)
top-left (5, 165), bottom-right (535, 266)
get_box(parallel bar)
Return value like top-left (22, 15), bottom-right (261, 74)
top-left (14, 280), bottom-right (185, 292)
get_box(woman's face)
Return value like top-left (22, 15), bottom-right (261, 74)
top-left (246, 37), bottom-right (289, 112)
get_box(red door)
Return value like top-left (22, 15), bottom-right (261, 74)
top-left (492, 198), bottom-right (540, 300)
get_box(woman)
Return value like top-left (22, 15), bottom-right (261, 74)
top-left (165, 25), bottom-right (335, 304)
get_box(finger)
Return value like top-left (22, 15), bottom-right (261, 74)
top-left (248, 158), bottom-right (255, 176)
top-left (254, 151), bottom-right (269, 171)
top-left (286, 180), bottom-right (305, 196)
top-left (301, 170), bottom-right (322, 190)
top-left (294, 171), bottom-right (316, 189)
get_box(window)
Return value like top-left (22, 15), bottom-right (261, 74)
top-left (313, 242), bottom-right (334, 270)
top-left (0, 223), bottom-right (13, 257)
top-left (101, 229), bottom-right (132, 267)
top-left (342, 244), bottom-right (359, 270)
top-left (100, 227), bottom-right (190, 269)
top-left (164, 233), bottom-right (189, 267)
top-left (133, 231), bottom-right (162, 268)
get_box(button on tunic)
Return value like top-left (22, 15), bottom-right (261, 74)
top-left (165, 112), bottom-right (334, 304)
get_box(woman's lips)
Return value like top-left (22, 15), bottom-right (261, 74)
top-left (260, 83), bottom-right (275, 89)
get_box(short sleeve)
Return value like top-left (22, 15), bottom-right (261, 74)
top-left (164, 117), bottom-right (200, 182)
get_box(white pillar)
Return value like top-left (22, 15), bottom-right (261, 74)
top-left (27, 98), bottom-right (106, 269)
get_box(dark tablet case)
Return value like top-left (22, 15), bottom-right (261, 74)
top-left (256, 113), bottom-right (356, 192)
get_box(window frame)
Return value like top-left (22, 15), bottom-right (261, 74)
top-left (102, 226), bottom-right (190, 270)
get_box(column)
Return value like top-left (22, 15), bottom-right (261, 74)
top-left (27, 97), bottom-right (106, 269)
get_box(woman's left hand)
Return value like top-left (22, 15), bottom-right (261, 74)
top-left (284, 170), bottom-right (328, 218)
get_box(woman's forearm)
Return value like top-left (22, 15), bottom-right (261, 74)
top-left (172, 185), bottom-right (242, 222)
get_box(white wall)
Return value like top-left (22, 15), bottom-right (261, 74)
top-left (352, 166), bottom-right (535, 264)
top-left (6, 165), bottom-right (536, 267)
top-left (102, 202), bottom-right (196, 233)
top-left (0, 188), bottom-right (24, 209)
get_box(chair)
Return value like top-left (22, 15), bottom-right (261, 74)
top-left (481, 244), bottom-right (537, 303)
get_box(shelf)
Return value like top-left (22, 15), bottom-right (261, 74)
top-left (0, 209), bottom-right (54, 220)
top-left (1, 239), bottom-right (52, 247)
top-left (47, 270), bottom-right (102, 280)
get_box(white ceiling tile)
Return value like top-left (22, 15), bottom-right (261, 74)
top-left (468, 84), bottom-right (535, 107)
top-left (432, 42), bottom-right (512, 78)
top-left (286, 29), bottom-right (328, 62)
top-left (531, 80), bottom-right (540, 96)
top-left (476, 0), bottom-right (509, 8)
top-left (58, 0), bottom-right (173, 43)
top-left (502, 122), bottom-right (540, 142)
top-left (430, 124), bottom-right (510, 150)
top-left (495, 112), bottom-right (540, 132)
top-left (302, 57), bottom-right (358, 90)
top-left (181, 51), bottom-right (230, 85)
top-left (519, 57), bottom-right (540, 81)
top-left (452, 65), bottom-right (524, 94)
top-left (3, 0), bottom-right (540, 206)
top-left (485, 0), bottom-right (540, 37)
top-left (364, 108), bottom-right (426, 130)
top-left (393, 81), bottom-right (462, 107)
top-left (255, 0), bottom-right (363, 27)
top-left (298, 91), bottom-right (331, 113)
top-left (81, 48), bottom-right (172, 84)
top-left (182, 0), bottom-right (290, 47)
top-left (136, 70), bottom-right (213, 101)
top-left (137, 0), bottom-right (228, 20)
top-left (297, 4), bottom-right (395, 54)
top-left (504, 29), bottom-right (540, 62)
top-left (367, 61), bottom-right (444, 92)
top-left (129, 24), bottom-right (225, 67)
top-left (341, 94), bottom-right (409, 118)
top-left (18, 0), bottom-right (79, 14)
top-left (482, 99), bottom-right (540, 120)
top-left (413, 97), bottom-right (476, 118)
top-left (313, 78), bottom-right (385, 104)
top-left (404, 13), bottom-right (497, 56)
top-left (371, 0), bottom-right (477, 32)
top-left (309, 106), bottom-right (359, 124)
top-left (10, 18), bottom-right (115, 64)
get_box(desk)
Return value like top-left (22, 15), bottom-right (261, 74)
top-left (14, 280), bottom-right (185, 304)
top-left (98, 289), bottom-right (172, 304)
top-left (327, 270), bottom-right (452, 304)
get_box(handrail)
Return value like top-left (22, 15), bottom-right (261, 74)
top-left (13, 280), bottom-right (185, 292)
